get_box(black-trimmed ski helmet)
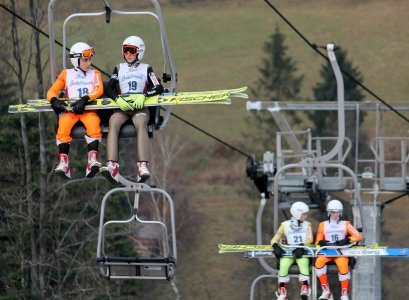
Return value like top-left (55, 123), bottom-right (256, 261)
top-left (122, 36), bottom-right (145, 62)
top-left (69, 42), bottom-right (95, 68)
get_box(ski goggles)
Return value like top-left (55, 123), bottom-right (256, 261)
top-left (70, 48), bottom-right (95, 59)
top-left (328, 210), bottom-right (341, 214)
top-left (122, 45), bottom-right (138, 55)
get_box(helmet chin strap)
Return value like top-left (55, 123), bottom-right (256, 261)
top-left (290, 217), bottom-right (303, 228)
top-left (74, 58), bottom-right (87, 75)
top-left (75, 66), bottom-right (87, 75)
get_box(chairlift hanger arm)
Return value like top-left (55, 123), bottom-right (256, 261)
top-left (102, 0), bottom-right (112, 23)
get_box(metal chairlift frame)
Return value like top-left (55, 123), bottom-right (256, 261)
top-left (369, 137), bottom-right (409, 191)
top-left (96, 184), bottom-right (177, 280)
top-left (246, 44), bottom-right (409, 299)
top-left (47, 0), bottom-right (177, 136)
top-left (269, 44), bottom-right (365, 234)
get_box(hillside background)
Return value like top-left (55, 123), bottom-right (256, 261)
top-left (1, 0), bottom-right (408, 299)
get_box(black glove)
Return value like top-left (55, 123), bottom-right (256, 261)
top-left (272, 243), bottom-right (285, 259)
top-left (50, 97), bottom-right (68, 114)
top-left (318, 240), bottom-right (331, 247)
top-left (293, 247), bottom-right (304, 259)
top-left (71, 95), bottom-right (89, 115)
top-left (335, 237), bottom-right (351, 246)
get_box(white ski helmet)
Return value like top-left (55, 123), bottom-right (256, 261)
top-left (69, 42), bottom-right (95, 68)
top-left (327, 199), bottom-right (343, 217)
top-left (290, 202), bottom-right (309, 221)
top-left (122, 36), bottom-right (145, 61)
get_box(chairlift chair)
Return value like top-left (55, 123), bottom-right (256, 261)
top-left (48, 0), bottom-right (178, 280)
top-left (96, 185), bottom-right (177, 280)
top-left (47, 0), bottom-right (177, 139)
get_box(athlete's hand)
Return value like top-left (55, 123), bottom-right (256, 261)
top-left (116, 96), bottom-right (133, 111)
top-left (293, 247), bottom-right (304, 259)
top-left (335, 238), bottom-right (351, 246)
top-left (71, 96), bottom-right (89, 115)
top-left (50, 97), bottom-right (68, 114)
top-left (131, 94), bottom-right (146, 110)
top-left (318, 240), bottom-right (331, 247)
top-left (272, 243), bottom-right (285, 259)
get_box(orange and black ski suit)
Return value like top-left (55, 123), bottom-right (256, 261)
top-left (46, 68), bottom-right (103, 144)
top-left (315, 220), bottom-right (362, 276)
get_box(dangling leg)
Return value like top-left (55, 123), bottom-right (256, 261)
top-left (55, 142), bottom-right (71, 179)
top-left (335, 257), bottom-right (351, 300)
top-left (276, 281), bottom-right (287, 300)
top-left (85, 139), bottom-right (101, 178)
top-left (55, 113), bottom-right (77, 179)
top-left (275, 257), bottom-right (293, 300)
top-left (99, 112), bottom-right (128, 182)
top-left (81, 111), bottom-right (102, 178)
top-left (132, 110), bottom-right (150, 182)
top-left (297, 257), bottom-right (311, 300)
top-left (315, 256), bottom-right (334, 300)
top-left (339, 277), bottom-right (350, 300)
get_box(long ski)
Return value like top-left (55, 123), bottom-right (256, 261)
top-left (25, 87), bottom-right (248, 105)
top-left (218, 244), bottom-right (409, 258)
top-left (8, 87), bottom-right (247, 114)
top-left (24, 95), bottom-right (231, 107)
top-left (9, 92), bottom-right (229, 114)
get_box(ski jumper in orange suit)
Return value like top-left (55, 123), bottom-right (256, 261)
top-left (47, 68), bottom-right (103, 144)
top-left (315, 219), bottom-right (362, 298)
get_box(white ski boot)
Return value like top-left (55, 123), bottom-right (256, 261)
top-left (136, 161), bottom-right (150, 183)
top-left (340, 288), bottom-right (349, 300)
top-left (300, 284), bottom-right (311, 300)
top-left (318, 284), bottom-right (334, 300)
top-left (86, 150), bottom-right (101, 178)
top-left (55, 153), bottom-right (71, 179)
top-left (99, 161), bottom-right (119, 183)
top-left (275, 286), bottom-right (288, 300)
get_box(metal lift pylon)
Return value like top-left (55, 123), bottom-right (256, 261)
top-left (246, 44), bottom-right (365, 300)
top-left (247, 44), bottom-right (365, 234)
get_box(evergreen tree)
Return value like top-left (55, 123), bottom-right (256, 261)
top-left (251, 26), bottom-right (303, 102)
top-left (247, 25), bottom-right (304, 151)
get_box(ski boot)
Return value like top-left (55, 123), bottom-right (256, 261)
top-left (275, 286), bottom-right (287, 300)
top-left (99, 161), bottom-right (119, 183)
top-left (318, 284), bottom-right (334, 300)
top-left (55, 153), bottom-right (71, 179)
top-left (340, 288), bottom-right (349, 300)
top-left (136, 161), bottom-right (150, 183)
top-left (85, 150), bottom-right (101, 178)
top-left (300, 284), bottom-right (311, 300)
